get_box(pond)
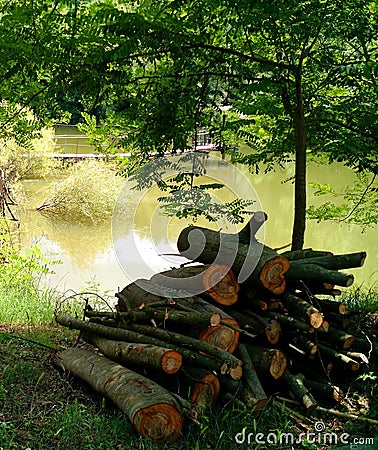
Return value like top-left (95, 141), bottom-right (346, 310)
top-left (16, 154), bottom-right (377, 296)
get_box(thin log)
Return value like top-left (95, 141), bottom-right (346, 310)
top-left (280, 249), bottom-right (333, 260)
top-left (150, 264), bottom-right (239, 306)
top-left (85, 309), bottom-right (222, 328)
top-left (228, 308), bottom-right (281, 344)
top-left (319, 326), bottom-right (355, 350)
top-left (314, 299), bottom-right (349, 315)
top-left (294, 252), bottom-right (366, 270)
top-left (183, 367), bottom-right (220, 410)
top-left (237, 344), bottom-right (267, 409)
top-left (281, 370), bottom-right (318, 412)
top-left (286, 263), bottom-right (354, 287)
top-left (289, 334), bottom-right (318, 357)
top-left (282, 293), bottom-right (324, 329)
top-left (81, 332), bottom-right (182, 375)
top-left (298, 374), bottom-right (344, 402)
top-left (245, 345), bottom-right (287, 380)
top-left (316, 320), bottom-right (330, 333)
top-left (238, 211), bottom-right (268, 243)
top-left (265, 311), bottom-right (314, 333)
top-left (177, 225), bottom-right (290, 294)
top-left (55, 314), bottom-right (243, 379)
top-left (317, 343), bottom-right (360, 371)
top-left (52, 348), bottom-right (183, 443)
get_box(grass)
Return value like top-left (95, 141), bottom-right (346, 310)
top-left (0, 278), bottom-right (377, 449)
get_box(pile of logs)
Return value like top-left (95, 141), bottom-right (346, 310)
top-left (53, 212), bottom-right (374, 444)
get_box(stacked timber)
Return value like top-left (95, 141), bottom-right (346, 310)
top-left (53, 212), bottom-right (375, 443)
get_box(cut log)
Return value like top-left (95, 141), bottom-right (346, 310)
top-left (317, 299), bottom-right (349, 315)
top-left (282, 293), bottom-right (324, 329)
top-left (265, 311), bottom-right (314, 333)
top-left (85, 309), bottom-right (222, 329)
top-left (183, 367), bottom-right (220, 410)
top-left (280, 249), bottom-right (333, 260)
top-left (294, 252), bottom-right (366, 270)
top-left (319, 327), bottom-right (355, 350)
top-left (245, 345), bottom-right (287, 380)
top-left (289, 334), bottom-right (317, 357)
top-left (150, 264), bottom-right (239, 306)
top-left (238, 287), bottom-right (268, 311)
top-left (237, 344), bottom-right (267, 409)
top-left (81, 332), bottom-right (182, 375)
top-left (316, 320), bottom-right (330, 333)
top-left (317, 343), bottom-right (360, 371)
top-left (286, 263), bottom-right (354, 287)
top-left (52, 348), bottom-right (183, 443)
top-left (229, 308), bottom-right (281, 345)
top-left (198, 317), bottom-right (240, 354)
top-left (281, 370), bottom-right (318, 412)
top-left (301, 377), bottom-right (344, 403)
top-left (238, 211), bottom-right (268, 243)
top-left (177, 225), bottom-right (290, 294)
top-left (55, 314), bottom-right (243, 379)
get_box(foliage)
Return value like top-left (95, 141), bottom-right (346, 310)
top-left (307, 172), bottom-right (378, 229)
top-left (36, 160), bottom-right (123, 224)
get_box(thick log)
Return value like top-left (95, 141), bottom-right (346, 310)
top-left (150, 264), bottom-right (239, 306)
top-left (317, 343), bottom-right (360, 371)
top-left (281, 370), bottom-right (318, 412)
top-left (198, 317), bottom-right (240, 354)
top-left (286, 263), bottom-right (354, 287)
top-left (81, 332), bottom-right (182, 375)
top-left (282, 293), bottom-right (324, 329)
top-left (237, 344), bottom-right (267, 409)
top-left (52, 348), bottom-right (183, 443)
top-left (245, 345), bottom-right (287, 380)
top-left (280, 249), bottom-right (333, 260)
top-left (55, 314), bottom-right (243, 379)
top-left (293, 252), bottom-right (366, 270)
top-left (316, 320), bottom-right (330, 333)
top-left (177, 226), bottom-right (290, 294)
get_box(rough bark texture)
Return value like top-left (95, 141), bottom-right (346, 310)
top-left (281, 370), bottom-right (318, 412)
top-left (52, 348), bottom-right (183, 443)
top-left (245, 345), bottom-right (287, 380)
top-left (282, 293), bottom-right (323, 329)
top-left (286, 263), bottom-right (354, 287)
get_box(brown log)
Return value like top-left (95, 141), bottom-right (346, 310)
top-left (150, 264), bottom-right (239, 306)
top-left (281, 370), bottom-right (318, 412)
top-left (237, 344), bottom-right (268, 409)
top-left (282, 293), bottom-right (324, 329)
top-left (245, 345), bottom-right (287, 380)
top-left (317, 343), bottom-right (360, 371)
top-left (198, 317), bottom-right (240, 354)
top-left (228, 308), bottom-right (281, 345)
top-left (52, 348), bottom-right (183, 443)
top-left (82, 332), bottom-right (182, 374)
top-left (238, 211), bottom-right (268, 243)
top-left (183, 367), bottom-right (220, 410)
top-left (177, 226), bottom-right (290, 294)
top-left (316, 320), bottom-right (330, 333)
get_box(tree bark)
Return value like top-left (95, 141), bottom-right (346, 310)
top-left (52, 348), bottom-right (183, 443)
top-left (282, 293), bottom-right (324, 329)
top-left (281, 370), bottom-right (318, 412)
top-left (293, 252), bottom-right (366, 270)
top-left (245, 345), bottom-right (287, 380)
top-left (280, 249), bottom-right (332, 260)
top-left (81, 332), bottom-right (182, 374)
top-left (265, 311), bottom-right (314, 333)
top-left (286, 263), bottom-right (354, 287)
top-left (317, 343), bottom-right (360, 371)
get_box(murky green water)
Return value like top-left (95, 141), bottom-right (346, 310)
top-left (16, 155), bottom-right (377, 294)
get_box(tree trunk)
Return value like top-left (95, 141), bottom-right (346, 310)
top-left (52, 348), bottom-right (183, 443)
top-left (291, 66), bottom-right (307, 251)
top-left (81, 332), bottom-right (182, 374)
